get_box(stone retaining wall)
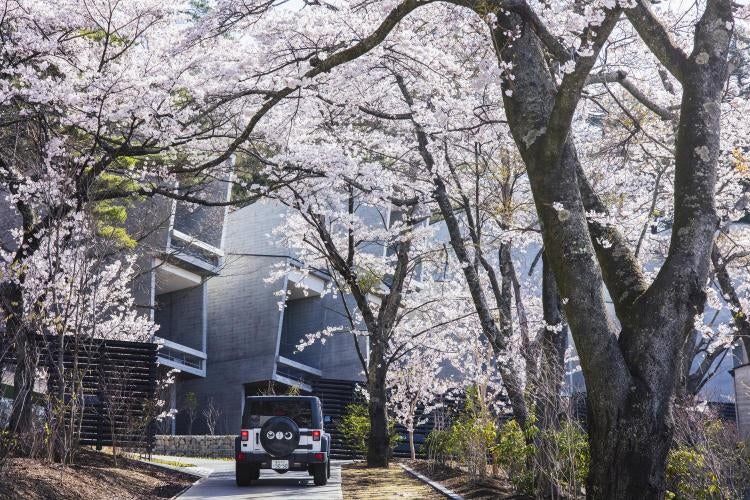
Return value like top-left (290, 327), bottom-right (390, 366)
top-left (153, 435), bottom-right (235, 458)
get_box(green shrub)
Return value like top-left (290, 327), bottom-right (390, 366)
top-left (550, 420), bottom-right (589, 490)
top-left (425, 387), bottom-right (499, 478)
top-left (339, 403), bottom-right (370, 455)
top-left (424, 428), bottom-right (454, 464)
top-left (494, 419), bottom-right (534, 493)
top-left (338, 403), bottom-right (399, 457)
top-left (666, 446), bottom-right (721, 500)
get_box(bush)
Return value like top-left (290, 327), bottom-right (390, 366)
top-left (494, 420), bottom-right (534, 493)
top-left (668, 408), bottom-right (750, 499)
top-left (338, 403), bottom-right (398, 457)
top-left (552, 421), bottom-right (589, 491)
top-left (339, 403), bottom-right (370, 456)
top-left (424, 387), bottom-right (499, 479)
top-left (666, 446), bottom-right (721, 499)
top-left (424, 428), bottom-right (454, 465)
top-left (450, 411), bottom-right (496, 477)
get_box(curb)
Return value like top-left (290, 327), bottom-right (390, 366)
top-left (171, 474), bottom-right (208, 499)
top-left (399, 463), bottom-right (465, 500)
top-left (128, 457), bottom-right (205, 499)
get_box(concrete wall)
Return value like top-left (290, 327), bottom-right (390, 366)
top-left (172, 201), bottom-right (366, 434)
top-left (279, 293), bottom-right (366, 380)
top-left (128, 195), bottom-right (173, 317)
top-left (734, 364), bottom-right (750, 441)
top-left (155, 283), bottom-right (205, 352)
top-left (173, 177), bottom-right (230, 249)
top-left (280, 296), bottom-right (324, 363)
top-left (173, 202), bottom-right (288, 434)
top-left (153, 434), bottom-right (234, 458)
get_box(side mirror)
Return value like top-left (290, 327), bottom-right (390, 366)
top-left (323, 415), bottom-right (332, 424)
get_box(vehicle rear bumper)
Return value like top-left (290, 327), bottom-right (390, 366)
top-left (236, 452), bottom-right (327, 470)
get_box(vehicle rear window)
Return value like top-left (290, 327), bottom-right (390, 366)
top-left (243, 400), bottom-right (313, 428)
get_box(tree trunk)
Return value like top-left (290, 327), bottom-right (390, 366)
top-left (586, 393), bottom-right (673, 499)
top-left (532, 255), bottom-right (568, 499)
top-left (536, 253), bottom-right (567, 430)
top-left (408, 429), bottom-right (415, 460)
top-left (7, 282), bottom-right (37, 438)
top-left (366, 367), bottom-right (390, 467)
top-left (430, 174), bottom-right (529, 428)
top-left (491, 1), bottom-right (732, 496)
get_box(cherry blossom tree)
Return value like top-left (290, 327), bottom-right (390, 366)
top-left (195, 0), bottom-right (748, 494)
top-left (1, 0), bottom-right (747, 496)
top-left (0, 0), bottom-right (243, 438)
top-left (270, 171), bottom-right (479, 465)
top-left (1, 209), bottom-right (158, 462)
top-left (388, 351), bottom-right (447, 460)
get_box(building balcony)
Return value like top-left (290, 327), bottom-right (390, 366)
top-left (156, 337), bottom-right (207, 377)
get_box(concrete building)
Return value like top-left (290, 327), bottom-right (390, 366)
top-left (169, 201), bottom-right (365, 435)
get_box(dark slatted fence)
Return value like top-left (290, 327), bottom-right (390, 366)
top-left (311, 378), bottom-right (441, 459)
top-left (312, 378), bottom-right (359, 459)
top-left (6, 336), bottom-right (158, 452)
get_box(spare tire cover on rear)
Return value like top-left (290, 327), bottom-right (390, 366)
top-left (260, 416), bottom-right (300, 458)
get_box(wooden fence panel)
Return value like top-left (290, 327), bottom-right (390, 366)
top-left (4, 335), bottom-right (158, 452)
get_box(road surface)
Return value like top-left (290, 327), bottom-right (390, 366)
top-left (150, 455), bottom-right (343, 499)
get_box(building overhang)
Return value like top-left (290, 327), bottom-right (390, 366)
top-left (272, 373), bottom-right (312, 393)
top-left (154, 259), bottom-right (203, 294)
top-left (277, 355), bottom-right (322, 377)
top-left (164, 251), bottom-right (221, 276)
top-left (287, 268), bottom-right (327, 299)
top-left (171, 229), bottom-right (225, 257)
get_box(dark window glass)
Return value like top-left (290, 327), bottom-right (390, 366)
top-left (243, 400), bottom-right (313, 428)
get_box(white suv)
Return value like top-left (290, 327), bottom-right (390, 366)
top-left (235, 395), bottom-right (331, 486)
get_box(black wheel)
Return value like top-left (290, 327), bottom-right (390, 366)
top-left (236, 463), bottom-right (259, 486)
top-left (313, 462), bottom-right (328, 486)
top-left (327, 459), bottom-right (331, 479)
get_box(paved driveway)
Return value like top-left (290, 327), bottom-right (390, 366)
top-left (152, 456), bottom-right (343, 499)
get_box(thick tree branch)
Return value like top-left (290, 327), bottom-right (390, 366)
top-left (586, 70), bottom-right (676, 121)
top-left (624, 0), bottom-right (689, 82)
top-left (183, 0), bottom-right (439, 174)
top-left (495, 11), bottom-right (631, 405)
top-left (544, 8), bottom-right (622, 152)
top-left (572, 150), bottom-right (649, 315)
top-left (446, 0), bottom-right (570, 61)
top-left (640, 0), bottom-right (733, 314)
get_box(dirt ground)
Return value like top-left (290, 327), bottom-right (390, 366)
top-left (405, 460), bottom-right (526, 499)
top-left (0, 449), bottom-right (197, 500)
top-left (342, 462), bottom-right (444, 499)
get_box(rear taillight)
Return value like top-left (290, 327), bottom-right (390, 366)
top-left (240, 430), bottom-right (249, 441)
top-left (314, 452), bottom-right (324, 461)
top-left (312, 430), bottom-right (321, 441)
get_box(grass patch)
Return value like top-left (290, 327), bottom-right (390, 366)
top-left (145, 457), bottom-right (196, 468)
top-left (342, 461), bottom-right (443, 499)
